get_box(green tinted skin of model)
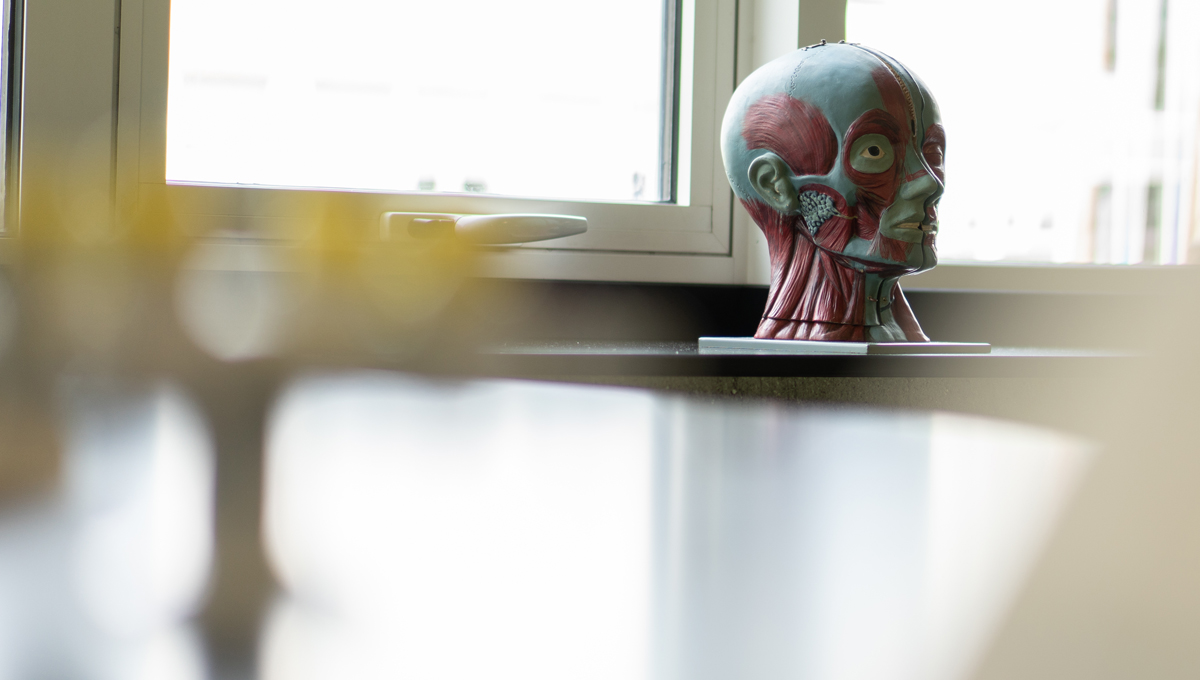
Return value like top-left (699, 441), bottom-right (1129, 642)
top-left (724, 42), bottom-right (945, 342)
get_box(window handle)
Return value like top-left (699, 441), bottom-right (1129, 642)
top-left (381, 212), bottom-right (586, 244)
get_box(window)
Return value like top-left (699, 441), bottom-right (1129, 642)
top-left (167, 0), bottom-right (672, 204)
top-left (98, 0), bottom-right (742, 284)
top-left (845, 0), bottom-right (1200, 266)
top-left (16, 0), bottom-right (1197, 293)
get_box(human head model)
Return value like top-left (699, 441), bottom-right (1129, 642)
top-left (722, 42), bottom-right (944, 342)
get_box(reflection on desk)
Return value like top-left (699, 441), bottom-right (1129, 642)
top-left (0, 376), bottom-right (1090, 680)
top-left (262, 375), bottom-right (1088, 680)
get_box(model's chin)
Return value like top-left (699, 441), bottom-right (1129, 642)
top-left (896, 241), bottom-right (937, 273)
top-left (829, 234), bottom-right (935, 273)
top-left (916, 243), bottom-right (938, 272)
top-left (898, 239), bottom-right (934, 271)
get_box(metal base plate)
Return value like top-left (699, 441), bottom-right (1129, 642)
top-left (698, 337), bottom-right (992, 355)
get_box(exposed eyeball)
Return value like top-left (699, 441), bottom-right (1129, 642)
top-left (849, 134), bottom-right (895, 173)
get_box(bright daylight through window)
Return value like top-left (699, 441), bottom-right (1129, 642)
top-left (847, 0), bottom-right (1200, 264)
top-left (166, 0), bottom-right (671, 203)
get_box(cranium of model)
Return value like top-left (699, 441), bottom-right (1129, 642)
top-left (722, 42), bottom-right (945, 342)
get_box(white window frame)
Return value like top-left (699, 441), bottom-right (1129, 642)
top-left (116, 0), bottom-right (749, 284)
top-left (11, 0), bottom-right (791, 284)
top-left (10, 0), bottom-right (1196, 294)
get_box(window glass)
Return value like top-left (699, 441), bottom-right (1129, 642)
top-left (847, 0), bottom-right (1200, 264)
top-left (167, 0), bottom-right (669, 202)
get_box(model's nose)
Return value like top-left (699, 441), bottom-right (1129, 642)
top-left (899, 172), bottom-right (939, 201)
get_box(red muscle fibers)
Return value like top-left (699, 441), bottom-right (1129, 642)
top-left (738, 88), bottom-right (927, 342)
top-left (743, 199), bottom-right (867, 340)
top-left (742, 93), bottom-right (838, 176)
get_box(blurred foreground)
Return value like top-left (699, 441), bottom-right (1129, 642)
top-left (1, 200), bottom-right (1199, 679)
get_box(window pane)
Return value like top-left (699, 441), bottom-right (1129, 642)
top-left (847, 0), bottom-right (1200, 264)
top-left (166, 0), bottom-right (669, 202)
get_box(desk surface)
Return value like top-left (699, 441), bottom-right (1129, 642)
top-left (0, 375), bottom-right (1092, 680)
top-left (263, 376), bottom-right (1091, 680)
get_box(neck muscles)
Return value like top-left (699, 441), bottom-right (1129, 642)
top-left (745, 200), bottom-right (918, 342)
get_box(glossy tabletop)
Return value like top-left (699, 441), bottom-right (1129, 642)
top-left (0, 376), bottom-right (1091, 680)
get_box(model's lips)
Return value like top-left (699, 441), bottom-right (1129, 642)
top-left (895, 221), bottom-right (938, 233)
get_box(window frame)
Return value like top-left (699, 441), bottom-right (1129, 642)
top-left (107, 0), bottom-right (752, 283)
top-left (9, 0), bottom-right (1197, 293)
top-left (1, 0), bottom-right (21, 235)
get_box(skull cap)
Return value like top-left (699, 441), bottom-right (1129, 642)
top-left (721, 42), bottom-right (937, 203)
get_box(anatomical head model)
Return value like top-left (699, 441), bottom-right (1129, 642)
top-left (722, 42), bottom-right (944, 342)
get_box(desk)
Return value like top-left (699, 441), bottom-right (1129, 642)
top-left (0, 375), bottom-right (1091, 680)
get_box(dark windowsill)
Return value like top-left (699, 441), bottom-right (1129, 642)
top-left (473, 341), bottom-right (1133, 379)
top-left (444, 278), bottom-right (1146, 379)
top-left (459, 276), bottom-right (1142, 344)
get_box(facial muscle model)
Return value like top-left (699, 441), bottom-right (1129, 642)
top-left (721, 42), bottom-right (944, 342)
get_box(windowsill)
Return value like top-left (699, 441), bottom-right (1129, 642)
top-left (904, 261), bottom-right (1196, 295)
top-left (473, 341), bottom-right (1136, 379)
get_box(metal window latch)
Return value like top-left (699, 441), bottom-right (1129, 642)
top-left (380, 212), bottom-right (586, 245)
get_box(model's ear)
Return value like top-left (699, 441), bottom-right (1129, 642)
top-left (748, 153), bottom-right (799, 214)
